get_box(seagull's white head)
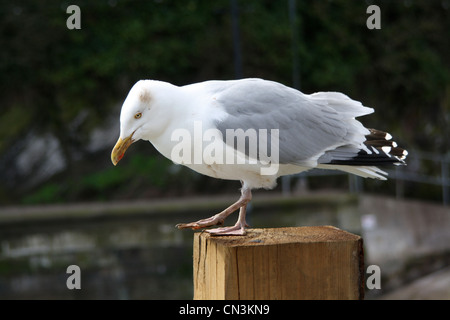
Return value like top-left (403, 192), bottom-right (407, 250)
top-left (111, 80), bottom-right (177, 165)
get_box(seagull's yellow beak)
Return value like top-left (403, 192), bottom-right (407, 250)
top-left (111, 133), bottom-right (134, 166)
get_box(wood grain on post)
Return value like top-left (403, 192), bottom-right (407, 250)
top-left (193, 226), bottom-right (364, 300)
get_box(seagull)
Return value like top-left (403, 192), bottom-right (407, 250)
top-left (111, 78), bottom-right (407, 236)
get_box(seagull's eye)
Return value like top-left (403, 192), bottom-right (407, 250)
top-left (134, 112), bottom-right (142, 119)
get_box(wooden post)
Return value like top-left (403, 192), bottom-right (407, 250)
top-left (193, 226), bottom-right (364, 300)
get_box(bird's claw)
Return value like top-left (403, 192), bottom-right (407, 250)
top-left (175, 222), bottom-right (201, 230)
top-left (175, 217), bottom-right (225, 230)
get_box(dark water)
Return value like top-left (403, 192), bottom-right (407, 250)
top-left (0, 195), bottom-right (360, 299)
top-left (0, 215), bottom-right (195, 299)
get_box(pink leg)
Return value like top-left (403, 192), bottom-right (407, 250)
top-left (176, 187), bottom-right (252, 235)
top-left (206, 203), bottom-right (249, 236)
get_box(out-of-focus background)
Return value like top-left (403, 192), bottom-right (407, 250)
top-left (0, 0), bottom-right (449, 300)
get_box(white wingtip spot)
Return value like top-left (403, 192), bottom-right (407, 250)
top-left (381, 146), bottom-right (392, 154)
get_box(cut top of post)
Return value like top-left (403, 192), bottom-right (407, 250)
top-left (200, 225), bottom-right (361, 247)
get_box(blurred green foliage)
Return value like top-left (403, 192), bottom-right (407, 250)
top-left (22, 183), bottom-right (62, 204)
top-left (1, 0), bottom-right (449, 204)
top-left (22, 153), bottom-right (180, 203)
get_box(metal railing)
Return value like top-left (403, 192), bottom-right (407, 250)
top-left (281, 151), bottom-right (450, 206)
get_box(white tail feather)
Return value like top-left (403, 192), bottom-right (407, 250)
top-left (317, 164), bottom-right (388, 180)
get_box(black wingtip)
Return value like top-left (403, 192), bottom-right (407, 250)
top-left (365, 128), bottom-right (408, 163)
top-left (325, 128), bottom-right (408, 166)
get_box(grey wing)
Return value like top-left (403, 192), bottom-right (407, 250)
top-left (213, 79), bottom-right (373, 166)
